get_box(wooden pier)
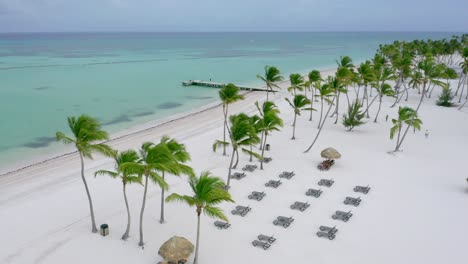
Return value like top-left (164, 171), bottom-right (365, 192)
top-left (182, 80), bottom-right (271, 92)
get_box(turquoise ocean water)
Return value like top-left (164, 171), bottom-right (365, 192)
top-left (0, 32), bottom-right (458, 171)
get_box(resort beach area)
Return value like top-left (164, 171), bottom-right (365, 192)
top-left (1, 61), bottom-right (467, 264)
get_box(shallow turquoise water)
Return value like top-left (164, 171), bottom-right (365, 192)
top-left (0, 32), bottom-right (458, 170)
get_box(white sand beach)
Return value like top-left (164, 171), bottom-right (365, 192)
top-left (1, 68), bottom-right (468, 264)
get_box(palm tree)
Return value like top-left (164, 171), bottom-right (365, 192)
top-left (285, 94), bottom-right (312, 140)
top-left (123, 142), bottom-right (192, 247)
top-left (308, 70), bottom-right (322, 121)
top-left (391, 107), bottom-right (422, 152)
top-left (158, 136), bottom-right (193, 224)
top-left (304, 76), bottom-right (338, 152)
top-left (213, 113), bottom-right (260, 189)
top-left (255, 101), bottom-right (283, 169)
top-left (357, 62), bottom-right (376, 117)
top-left (95, 150), bottom-right (141, 240)
top-left (332, 56), bottom-right (354, 123)
top-left (342, 100), bottom-right (365, 131)
top-left (166, 171), bottom-right (234, 264)
top-left (56, 115), bottom-right (115, 233)
top-left (288, 73), bottom-right (305, 96)
top-left (315, 81), bottom-right (336, 129)
top-left (413, 57), bottom-right (447, 112)
top-left (218, 84), bottom-right (245, 156)
top-left (257, 66), bottom-right (284, 101)
top-left (373, 83), bottom-right (395, 123)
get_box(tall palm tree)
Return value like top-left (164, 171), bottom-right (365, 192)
top-left (391, 107), bottom-right (422, 152)
top-left (56, 115), bottom-right (115, 233)
top-left (288, 73), bottom-right (305, 96)
top-left (95, 150), bottom-right (141, 240)
top-left (413, 57), bottom-right (447, 112)
top-left (214, 113), bottom-right (260, 189)
top-left (357, 61), bottom-right (376, 117)
top-left (333, 56), bottom-right (355, 123)
top-left (373, 82), bottom-right (395, 123)
top-left (123, 142), bottom-right (191, 247)
top-left (257, 66), bottom-right (284, 101)
top-left (158, 136), bottom-right (193, 224)
top-left (304, 76), bottom-right (338, 152)
top-left (255, 101), bottom-right (283, 169)
top-left (308, 70), bottom-right (322, 121)
top-left (218, 84), bottom-right (245, 156)
top-left (285, 94), bottom-right (312, 140)
top-left (166, 171), bottom-right (234, 264)
top-left (315, 80), bottom-right (336, 129)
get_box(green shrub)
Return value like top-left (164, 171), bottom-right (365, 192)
top-left (343, 100), bottom-right (365, 131)
top-left (436, 87), bottom-right (454, 107)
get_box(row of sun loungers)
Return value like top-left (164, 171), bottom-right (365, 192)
top-left (252, 234), bottom-right (276, 250)
top-left (317, 225), bottom-right (338, 240)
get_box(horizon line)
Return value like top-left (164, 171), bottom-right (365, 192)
top-left (1, 30), bottom-right (467, 34)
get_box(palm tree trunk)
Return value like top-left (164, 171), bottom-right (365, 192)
top-left (309, 88), bottom-right (314, 121)
top-left (415, 82), bottom-right (427, 112)
top-left (193, 211), bottom-right (202, 264)
top-left (138, 174), bottom-right (149, 247)
top-left (459, 97), bottom-right (468, 110)
top-left (334, 92), bottom-right (340, 124)
top-left (318, 98), bottom-right (324, 129)
top-left (222, 105), bottom-right (227, 156)
top-left (459, 81), bottom-right (465, 103)
top-left (374, 95), bottom-right (383, 123)
top-left (122, 183), bottom-right (131, 240)
top-left (305, 97), bottom-right (336, 152)
top-left (395, 124), bottom-right (411, 151)
top-left (249, 145), bottom-right (253, 162)
top-left (226, 148), bottom-right (236, 189)
top-left (394, 126), bottom-right (402, 152)
top-left (233, 149), bottom-right (239, 169)
top-left (79, 153), bottom-right (98, 233)
top-left (260, 133), bottom-right (268, 170)
top-left (364, 94), bottom-right (378, 118)
top-left (259, 131), bottom-right (264, 150)
top-left (159, 172), bottom-right (165, 224)
top-left (292, 113), bottom-right (297, 140)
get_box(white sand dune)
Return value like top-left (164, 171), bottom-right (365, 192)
top-left (0, 69), bottom-right (467, 264)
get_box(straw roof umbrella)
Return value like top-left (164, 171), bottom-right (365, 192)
top-left (159, 236), bottom-right (194, 263)
top-left (321, 147), bottom-right (341, 160)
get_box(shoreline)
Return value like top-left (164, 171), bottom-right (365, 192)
top-left (0, 67), bottom-right (337, 176)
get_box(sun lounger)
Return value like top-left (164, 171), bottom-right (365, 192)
top-left (344, 197), bottom-right (361, 207)
top-left (252, 240), bottom-right (271, 250)
top-left (230, 172), bottom-right (246, 180)
top-left (258, 234), bottom-right (276, 244)
top-left (290, 201), bottom-right (310, 212)
top-left (248, 191), bottom-right (266, 201)
top-left (273, 216), bottom-right (294, 228)
top-left (354, 185), bottom-right (371, 194)
top-left (318, 178), bottom-right (334, 187)
top-left (317, 226), bottom-right (338, 240)
top-left (231, 205), bottom-right (251, 217)
top-left (242, 164), bottom-right (258, 172)
top-left (265, 180), bottom-right (282, 188)
top-left (214, 221), bottom-right (230, 229)
top-left (279, 171), bottom-right (295, 179)
top-left (332, 210), bottom-right (353, 222)
top-left (264, 157), bottom-right (272, 163)
top-left (319, 225), bottom-right (338, 235)
top-left (306, 188), bottom-right (322, 198)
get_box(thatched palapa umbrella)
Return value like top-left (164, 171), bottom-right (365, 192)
top-left (321, 147), bottom-right (341, 160)
top-left (159, 236), bottom-right (194, 264)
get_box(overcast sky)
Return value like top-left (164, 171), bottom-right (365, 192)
top-left (0, 0), bottom-right (467, 32)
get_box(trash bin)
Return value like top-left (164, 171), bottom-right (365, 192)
top-left (100, 224), bottom-right (109, 236)
top-left (265, 144), bottom-right (270, 151)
